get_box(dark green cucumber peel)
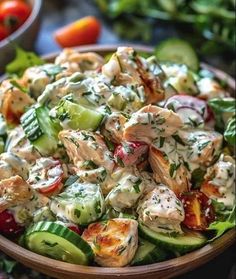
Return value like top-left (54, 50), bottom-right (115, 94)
top-left (139, 224), bottom-right (207, 255)
top-left (21, 106), bottom-right (61, 155)
top-left (131, 238), bottom-right (167, 266)
top-left (24, 222), bottom-right (94, 265)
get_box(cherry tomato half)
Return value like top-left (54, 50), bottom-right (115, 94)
top-left (180, 190), bottom-right (215, 231)
top-left (27, 158), bottom-right (64, 196)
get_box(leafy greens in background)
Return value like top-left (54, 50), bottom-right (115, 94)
top-left (6, 46), bottom-right (44, 77)
top-left (96, 0), bottom-right (235, 49)
top-left (208, 98), bottom-right (236, 145)
top-left (96, 0), bottom-right (235, 74)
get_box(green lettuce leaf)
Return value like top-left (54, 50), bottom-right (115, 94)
top-left (208, 205), bottom-right (235, 242)
top-left (6, 46), bottom-right (44, 77)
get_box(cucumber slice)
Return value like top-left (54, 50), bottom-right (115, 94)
top-left (21, 106), bottom-right (61, 156)
top-left (131, 238), bottom-right (167, 266)
top-left (25, 221), bottom-right (93, 265)
top-left (139, 224), bottom-right (207, 254)
top-left (56, 99), bottom-right (104, 131)
top-left (155, 39), bottom-right (199, 72)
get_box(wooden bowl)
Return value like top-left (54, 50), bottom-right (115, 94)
top-left (0, 0), bottom-right (42, 74)
top-left (0, 45), bottom-right (235, 279)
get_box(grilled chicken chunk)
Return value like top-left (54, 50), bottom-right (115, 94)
top-left (82, 218), bottom-right (138, 267)
top-left (149, 146), bottom-right (190, 195)
top-left (0, 80), bottom-right (34, 124)
top-left (137, 185), bottom-right (185, 234)
top-left (55, 48), bottom-right (104, 75)
top-left (124, 105), bottom-right (183, 144)
top-left (102, 47), bottom-right (165, 104)
top-left (0, 152), bottom-right (28, 180)
top-left (0, 175), bottom-right (34, 213)
top-left (59, 130), bottom-right (114, 172)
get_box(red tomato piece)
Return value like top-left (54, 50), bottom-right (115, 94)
top-left (0, 23), bottom-right (9, 40)
top-left (0, 0), bottom-right (31, 31)
top-left (68, 225), bottom-right (82, 235)
top-left (54, 16), bottom-right (101, 47)
top-left (179, 190), bottom-right (215, 231)
top-left (0, 210), bottom-right (24, 237)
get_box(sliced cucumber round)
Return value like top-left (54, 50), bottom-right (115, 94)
top-left (56, 99), bottom-right (104, 131)
top-left (131, 238), bottom-right (167, 266)
top-left (155, 39), bottom-right (199, 72)
top-left (139, 224), bottom-right (207, 254)
top-left (25, 221), bottom-right (94, 265)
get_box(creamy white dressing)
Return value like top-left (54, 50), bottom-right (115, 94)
top-left (9, 193), bottom-right (49, 225)
top-left (106, 172), bottom-right (145, 211)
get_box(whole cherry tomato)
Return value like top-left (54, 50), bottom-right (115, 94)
top-left (0, 0), bottom-right (31, 31)
top-left (0, 23), bottom-right (8, 40)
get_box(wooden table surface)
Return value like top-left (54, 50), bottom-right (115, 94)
top-left (0, 0), bottom-right (235, 278)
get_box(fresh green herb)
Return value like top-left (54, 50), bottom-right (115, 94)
top-left (74, 209), bottom-right (81, 219)
top-left (172, 134), bottom-right (186, 146)
top-left (6, 46), bottom-right (44, 77)
top-left (133, 178), bottom-right (142, 193)
top-left (95, 201), bottom-right (102, 214)
top-left (159, 136), bottom-right (165, 148)
top-left (198, 140), bottom-right (211, 151)
top-left (191, 168), bottom-right (205, 189)
top-left (117, 245), bottom-right (126, 255)
top-left (104, 136), bottom-right (115, 152)
top-left (82, 160), bottom-right (98, 170)
top-left (123, 142), bottom-right (134, 154)
top-left (116, 156), bottom-right (125, 167)
top-left (224, 114), bottom-right (236, 145)
top-left (9, 80), bottom-right (28, 93)
top-left (169, 163), bottom-right (180, 177)
top-left (64, 175), bottom-right (79, 187)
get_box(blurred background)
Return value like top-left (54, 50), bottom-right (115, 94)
top-left (35, 0), bottom-right (235, 75)
top-left (0, 0), bottom-right (235, 278)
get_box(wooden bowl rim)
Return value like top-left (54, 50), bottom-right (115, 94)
top-left (0, 0), bottom-right (42, 48)
top-left (0, 44), bottom-right (235, 278)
